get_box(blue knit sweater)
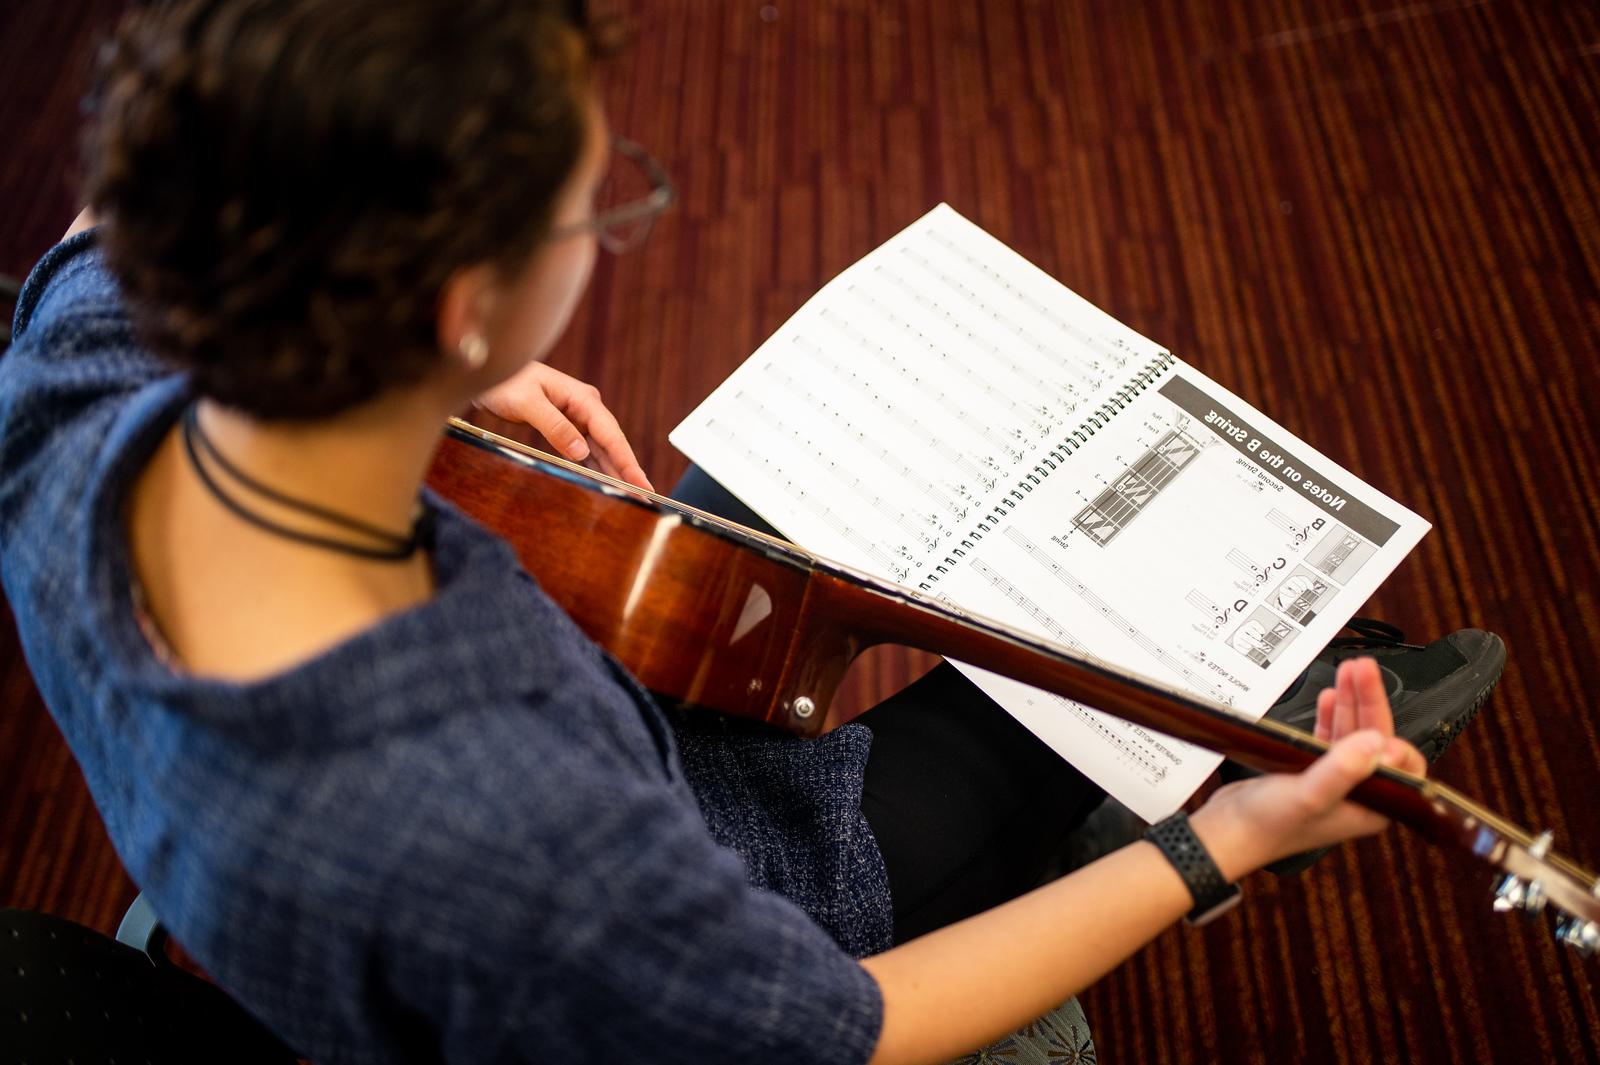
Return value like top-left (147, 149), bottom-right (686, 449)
top-left (0, 232), bottom-right (890, 1063)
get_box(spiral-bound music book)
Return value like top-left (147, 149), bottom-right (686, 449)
top-left (670, 203), bottom-right (1429, 820)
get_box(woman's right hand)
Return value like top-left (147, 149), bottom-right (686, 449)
top-left (1190, 657), bottom-right (1429, 879)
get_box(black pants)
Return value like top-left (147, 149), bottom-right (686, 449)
top-left (670, 466), bottom-right (1106, 944)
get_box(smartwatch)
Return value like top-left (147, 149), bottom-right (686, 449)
top-left (1145, 812), bottom-right (1243, 926)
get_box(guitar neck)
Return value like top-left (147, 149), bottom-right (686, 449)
top-left (805, 563), bottom-right (1470, 843)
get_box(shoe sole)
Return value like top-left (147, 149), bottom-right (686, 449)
top-left (1398, 631), bottom-right (1506, 764)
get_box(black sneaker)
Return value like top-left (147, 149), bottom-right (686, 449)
top-left (1246, 618), bottom-right (1506, 875)
top-left (1261, 619), bottom-right (1506, 764)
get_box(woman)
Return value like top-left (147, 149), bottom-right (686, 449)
top-left (0, 1), bottom-right (1426, 1062)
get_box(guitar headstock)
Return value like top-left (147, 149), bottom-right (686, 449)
top-left (1476, 823), bottom-right (1600, 958)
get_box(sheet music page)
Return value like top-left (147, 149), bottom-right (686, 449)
top-left (670, 203), bottom-right (1429, 820)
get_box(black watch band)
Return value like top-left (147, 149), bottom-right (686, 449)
top-left (1145, 812), bottom-right (1242, 926)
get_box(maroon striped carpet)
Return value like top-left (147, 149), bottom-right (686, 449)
top-left (3, 2), bottom-right (1598, 1061)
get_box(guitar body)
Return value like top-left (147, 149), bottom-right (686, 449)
top-left (428, 420), bottom-right (865, 732)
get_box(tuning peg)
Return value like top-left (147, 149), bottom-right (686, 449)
top-left (1556, 916), bottom-right (1599, 959)
top-left (1522, 878), bottom-right (1548, 918)
top-left (1493, 873), bottom-right (1527, 914)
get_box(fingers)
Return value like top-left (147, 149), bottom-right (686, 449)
top-left (568, 399), bottom-right (654, 492)
top-left (1298, 728), bottom-right (1385, 812)
top-left (523, 369), bottom-right (654, 492)
top-left (1331, 659), bottom-right (1358, 739)
top-left (1314, 688), bottom-right (1335, 743)
top-left (1384, 735), bottom-right (1427, 776)
top-left (473, 364), bottom-right (655, 493)
top-left (1347, 657), bottom-right (1393, 735)
top-left (1322, 657), bottom-right (1395, 744)
top-left (532, 399), bottom-right (592, 463)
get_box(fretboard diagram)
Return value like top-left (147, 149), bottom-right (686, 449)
top-left (1271, 567), bottom-right (1334, 626)
top-left (1072, 416), bottom-right (1207, 546)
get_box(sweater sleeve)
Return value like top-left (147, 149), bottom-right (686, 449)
top-left (0, 232), bottom-right (173, 536)
top-left (498, 758), bottom-right (884, 1063)
top-left (356, 714), bottom-right (887, 1065)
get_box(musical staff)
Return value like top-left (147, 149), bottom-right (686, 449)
top-left (702, 418), bottom-right (912, 582)
top-left (846, 282), bottom-right (1061, 439)
top-left (760, 361), bottom-right (971, 522)
top-left (924, 228), bottom-right (1138, 374)
top-left (871, 263), bottom-right (1087, 416)
top-left (1266, 508), bottom-right (1296, 533)
top-left (1186, 589), bottom-right (1220, 620)
top-left (722, 393), bottom-right (948, 546)
top-left (816, 306), bottom-right (1024, 460)
top-left (1002, 528), bottom-right (1231, 702)
top-left (968, 559), bottom-right (1171, 785)
top-left (896, 243), bottom-right (1124, 397)
top-left (787, 334), bottom-right (995, 491)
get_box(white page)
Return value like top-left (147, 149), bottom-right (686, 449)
top-left (670, 203), bottom-right (1428, 820)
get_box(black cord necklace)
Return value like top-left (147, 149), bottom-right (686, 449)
top-left (180, 402), bottom-right (434, 562)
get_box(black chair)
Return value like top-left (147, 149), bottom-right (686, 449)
top-left (0, 895), bottom-right (297, 1064)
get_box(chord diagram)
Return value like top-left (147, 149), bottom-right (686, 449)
top-left (1071, 417), bottom-right (1207, 547)
top-left (1323, 536), bottom-right (1355, 571)
top-left (1306, 524), bottom-right (1376, 585)
top-left (1228, 605), bottom-right (1300, 669)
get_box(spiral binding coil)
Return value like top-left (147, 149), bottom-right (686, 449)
top-left (1054, 351), bottom-right (1176, 461)
top-left (915, 350), bottom-right (1178, 591)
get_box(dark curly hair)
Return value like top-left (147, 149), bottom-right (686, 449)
top-left (85, 0), bottom-right (612, 419)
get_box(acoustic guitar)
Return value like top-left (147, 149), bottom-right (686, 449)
top-left (428, 417), bottom-right (1600, 957)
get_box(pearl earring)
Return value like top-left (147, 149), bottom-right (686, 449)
top-left (458, 332), bottom-right (489, 370)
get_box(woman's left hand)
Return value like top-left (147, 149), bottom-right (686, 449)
top-left (473, 362), bottom-right (654, 492)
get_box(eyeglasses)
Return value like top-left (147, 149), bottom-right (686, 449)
top-left (549, 136), bottom-right (675, 253)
